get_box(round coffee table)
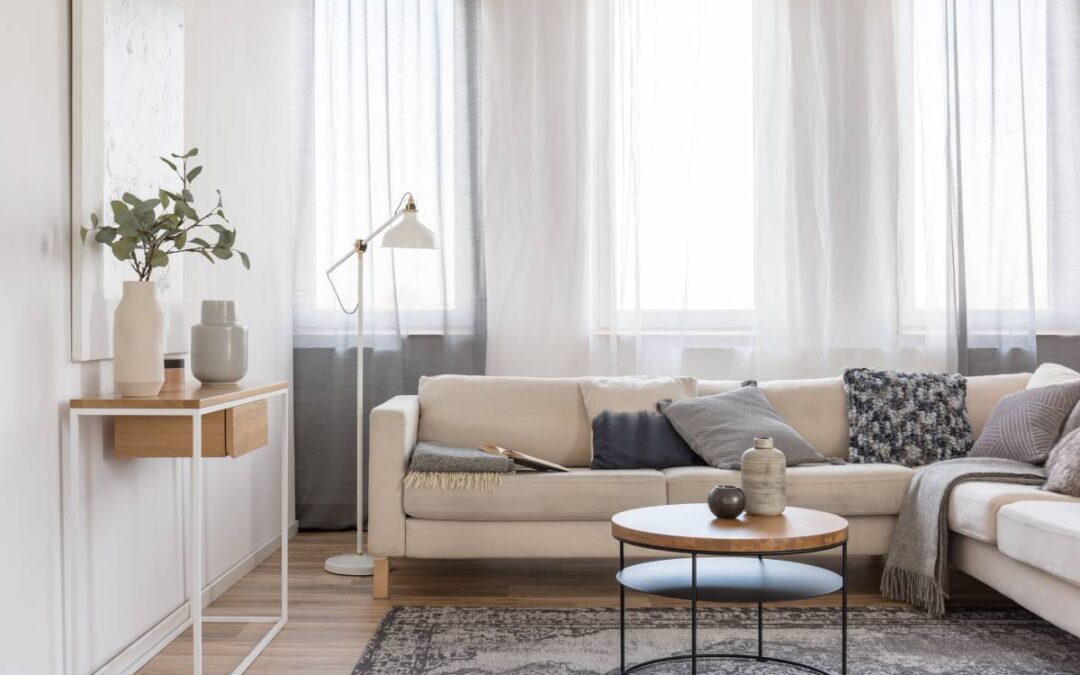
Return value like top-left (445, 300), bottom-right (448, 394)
top-left (611, 504), bottom-right (849, 675)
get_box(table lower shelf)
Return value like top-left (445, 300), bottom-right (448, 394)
top-left (617, 557), bottom-right (843, 603)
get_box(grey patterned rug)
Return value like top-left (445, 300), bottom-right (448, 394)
top-left (354, 606), bottom-right (1080, 674)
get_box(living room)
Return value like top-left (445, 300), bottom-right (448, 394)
top-left (3, 0), bottom-right (1080, 673)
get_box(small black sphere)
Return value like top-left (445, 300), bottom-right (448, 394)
top-left (707, 485), bottom-right (746, 519)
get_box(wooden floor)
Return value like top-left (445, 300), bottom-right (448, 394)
top-left (139, 531), bottom-right (1016, 674)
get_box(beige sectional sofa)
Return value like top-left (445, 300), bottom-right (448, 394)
top-left (367, 373), bottom-right (1080, 636)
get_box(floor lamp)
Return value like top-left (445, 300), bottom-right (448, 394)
top-left (323, 193), bottom-right (438, 576)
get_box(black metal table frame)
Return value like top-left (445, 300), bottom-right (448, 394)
top-left (616, 538), bottom-right (848, 675)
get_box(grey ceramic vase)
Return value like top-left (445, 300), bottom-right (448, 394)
top-left (191, 300), bottom-right (248, 384)
top-left (707, 485), bottom-right (746, 519)
top-left (741, 437), bottom-right (787, 516)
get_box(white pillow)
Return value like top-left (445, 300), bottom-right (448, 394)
top-left (1027, 363), bottom-right (1080, 439)
top-left (580, 376), bottom-right (696, 421)
top-left (1027, 362), bottom-right (1080, 389)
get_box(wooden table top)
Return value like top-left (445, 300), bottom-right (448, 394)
top-left (71, 381), bottom-right (288, 410)
top-left (612, 504), bottom-right (849, 554)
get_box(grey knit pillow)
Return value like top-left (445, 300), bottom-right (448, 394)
top-left (659, 385), bottom-right (828, 469)
top-left (970, 380), bottom-right (1080, 464)
top-left (1044, 427), bottom-right (1080, 498)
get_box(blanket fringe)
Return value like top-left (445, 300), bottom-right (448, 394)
top-left (403, 471), bottom-right (504, 492)
top-left (881, 565), bottom-right (946, 617)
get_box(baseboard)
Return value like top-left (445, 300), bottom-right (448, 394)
top-left (93, 520), bottom-right (299, 675)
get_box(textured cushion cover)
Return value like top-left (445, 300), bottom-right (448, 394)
top-left (1044, 427), bottom-right (1080, 498)
top-left (590, 411), bottom-right (704, 470)
top-left (970, 380), bottom-right (1080, 464)
top-left (403, 468), bottom-right (667, 521)
top-left (580, 376), bottom-right (696, 421)
top-left (1027, 363), bottom-right (1080, 439)
top-left (997, 501), bottom-right (1080, 585)
top-left (947, 482), bottom-right (1075, 544)
top-left (660, 385), bottom-right (828, 469)
top-left (843, 368), bottom-right (971, 467)
top-left (663, 463), bottom-right (915, 516)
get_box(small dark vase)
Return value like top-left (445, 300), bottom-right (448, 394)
top-left (707, 485), bottom-right (746, 519)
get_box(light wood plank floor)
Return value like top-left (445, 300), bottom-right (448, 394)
top-left (139, 531), bottom-right (1016, 674)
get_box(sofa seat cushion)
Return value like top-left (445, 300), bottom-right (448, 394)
top-left (997, 501), bottom-right (1080, 585)
top-left (947, 482), bottom-right (1077, 544)
top-left (403, 468), bottom-right (666, 521)
top-left (663, 463), bottom-right (914, 516)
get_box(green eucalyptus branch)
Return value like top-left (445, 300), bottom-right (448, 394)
top-left (80, 147), bottom-right (252, 280)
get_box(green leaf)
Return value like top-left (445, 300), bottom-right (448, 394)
top-left (110, 238), bottom-right (136, 261)
top-left (158, 190), bottom-right (170, 209)
top-left (110, 200), bottom-right (129, 216)
top-left (134, 198), bottom-right (160, 214)
top-left (196, 249), bottom-right (215, 263)
top-left (183, 148), bottom-right (198, 158)
top-left (150, 249), bottom-right (169, 268)
top-left (160, 157), bottom-right (178, 171)
top-left (79, 226), bottom-right (88, 243)
top-left (175, 201), bottom-right (198, 219)
top-left (122, 192), bottom-right (140, 206)
top-left (186, 165), bottom-right (203, 182)
top-left (94, 227), bottom-right (118, 243)
top-left (211, 246), bottom-right (233, 260)
top-left (117, 220), bottom-right (139, 237)
top-left (238, 250), bottom-right (251, 270)
top-left (191, 237), bottom-right (211, 248)
top-left (215, 208), bottom-right (229, 223)
top-left (210, 223), bottom-right (228, 235)
top-left (90, 212), bottom-right (100, 227)
top-left (174, 231), bottom-right (187, 249)
top-left (181, 188), bottom-right (193, 203)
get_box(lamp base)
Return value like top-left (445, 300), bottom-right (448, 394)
top-left (324, 552), bottom-right (376, 576)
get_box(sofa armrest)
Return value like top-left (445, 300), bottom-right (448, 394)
top-left (368, 395), bottom-right (419, 558)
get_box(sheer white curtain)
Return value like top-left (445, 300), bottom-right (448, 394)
top-left (484, 0), bottom-right (1076, 380)
top-left (292, 0), bottom-right (484, 528)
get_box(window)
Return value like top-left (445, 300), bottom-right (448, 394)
top-left (602, 0), bottom-right (755, 333)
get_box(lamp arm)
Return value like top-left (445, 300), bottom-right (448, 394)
top-left (324, 192), bottom-right (414, 315)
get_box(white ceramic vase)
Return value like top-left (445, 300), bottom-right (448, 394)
top-left (113, 280), bottom-right (165, 397)
top-left (741, 437), bottom-right (787, 516)
top-left (191, 300), bottom-right (248, 384)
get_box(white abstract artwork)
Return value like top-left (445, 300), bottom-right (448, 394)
top-left (72, 0), bottom-right (187, 361)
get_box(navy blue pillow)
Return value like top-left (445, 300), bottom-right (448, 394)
top-left (591, 410), bottom-right (705, 470)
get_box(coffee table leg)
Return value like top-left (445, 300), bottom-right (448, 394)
top-left (691, 553), bottom-right (697, 675)
top-left (842, 541), bottom-right (848, 675)
top-left (619, 542), bottom-right (625, 674)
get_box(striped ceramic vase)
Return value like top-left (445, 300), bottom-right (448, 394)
top-left (741, 437), bottom-right (786, 516)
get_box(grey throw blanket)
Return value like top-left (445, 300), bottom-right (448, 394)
top-left (404, 442), bottom-right (515, 491)
top-left (881, 457), bottom-right (1045, 615)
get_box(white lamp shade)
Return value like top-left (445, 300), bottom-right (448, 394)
top-left (381, 210), bottom-right (438, 249)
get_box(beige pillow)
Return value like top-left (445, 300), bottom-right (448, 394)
top-left (1028, 363), bottom-right (1080, 438)
top-left (580, 376), bottom-right (696, 421)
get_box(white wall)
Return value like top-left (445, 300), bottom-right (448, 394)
top-left (0, 0), bottom-right (295, 672)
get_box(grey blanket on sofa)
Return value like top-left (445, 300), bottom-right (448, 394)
top-left (881, 457), bottom-right (1045, 616)
top-left (404, 442), bottom-right (515, 491)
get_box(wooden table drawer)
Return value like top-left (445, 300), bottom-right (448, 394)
top-left (114, 400), bottom-right (269, 458)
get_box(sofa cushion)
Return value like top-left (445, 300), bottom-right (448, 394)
top-left (590, 411), bottom-right (703, 470)
top-left (580, 376), bottom-right (696, 421)
top-left (970, 380), bottom-right (1080, 464)
top-left (947, 482), bottom-right (1077, 544)
top-left (663, 463), bottom-right (914, 516)
top-left (417, 375), bottom-right (593, 467)
top-left (701, 377), bottom-right (850, 459)
top-left (997, 501), bottom-right (1080, 585)
top-left (966, 373), bottom-right (1031, 438)
top-left (403, 468), bottom-right (666, 521)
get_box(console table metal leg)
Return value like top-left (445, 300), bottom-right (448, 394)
top-left (841, 541), bottom-right (848, 675)
top-left (757, 555), bottom-right (764, 661)
top-left (619, 542), bottom-right (625, 674)
top-left (690, 553), bottom-right (697, 675)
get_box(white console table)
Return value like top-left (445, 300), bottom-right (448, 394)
top-left (65, 381), bottom-right (289, 675)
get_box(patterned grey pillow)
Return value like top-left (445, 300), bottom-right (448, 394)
top-left (970, 380), bottom-right (1080, 464)
top-left (843, 368), bottom-right (971, 467)
top-left (659, 384), bottom-right (828, 469)
top-left (1044, 427), bottom-right (1080, 497)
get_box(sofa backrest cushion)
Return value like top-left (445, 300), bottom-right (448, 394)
top-left (966, 372), bottom-right (1032, 438)
top-left (418, 375), bottom-right (593, 467)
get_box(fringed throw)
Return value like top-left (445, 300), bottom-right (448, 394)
top-left (405, 442), bottom-right (515, 492)
top-left (881, 458), bottom-right (1044, 616)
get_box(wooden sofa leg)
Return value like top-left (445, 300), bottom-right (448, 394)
top-left (373, 557), bottom-right (390, 599)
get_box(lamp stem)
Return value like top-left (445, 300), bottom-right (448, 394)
top-left (355, 248), bottom-right (365, 558)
